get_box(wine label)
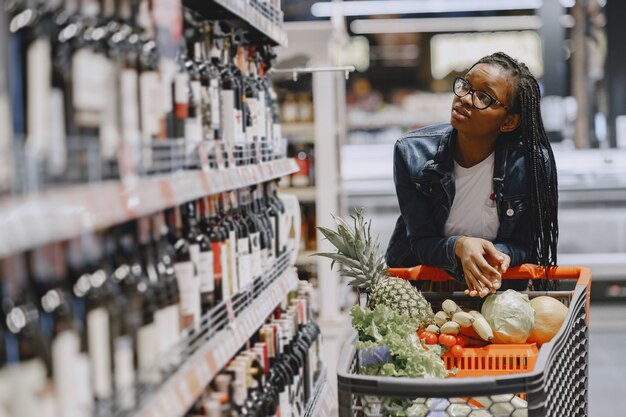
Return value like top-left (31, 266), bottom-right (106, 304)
top-left (137, 322), bottom-right (159, 384)
top-left (120, 68), bottom-right (141, 151)
top-left (75, 353), bottom-right (95, 416)
top-left (211, 241), bottom-right (223, 285)
top-left (247, 97), bottom-right (259, 143)
top-left (279, 389), bottom-right (290, 417)
top-left (174, 260), bottom-right (200, 330)
top-left (197, 249), bottom-right (215, 293)
top-left (189, 243), bottom-right (200, 265)
top-left (72, 49), bottom-right (108, 126)
top-left (139, 70), bottom-right (162, 138)
top-left (47, 88), bottom-right (67, 176)
top-left (100, 58), bottom-right (121, 161)
top-left (279, 212), bottom-right (288, 255)
top-left (258, 92), bottom-right (267, 139)
top-left (26, 38), bottom-right (51, 159)
top-left (154, 307), bottom-right (175, 367)
top-left (237, 238), bottom-right (251, 290)
top-left (190, 80), bottom-right (202, 113)
top-left (52, 330), bottom-right (80, 417)
top-left (210, 78), bottom-right (220, 129)
top-left (228, 231), bottom-right (238, 295)
top-left (10, 359), bottom-right (49, 417)
top-left (87, 307), bottom-right (112, 400)
top-left (220, 89), bottom-right (236, 143)
top-left (221, 239), bottom-right (231, 300)
top-left (250, 232), bottom-right (261, 278)
top-left (235, 108), bottom-right (244, 143)
top-left (114, 335), bottom-right (136, 410)
top-left (174, 72), bottom-right (189, 120)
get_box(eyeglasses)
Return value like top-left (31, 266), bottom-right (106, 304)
top-left (453, 77), bottom-right (509, 110)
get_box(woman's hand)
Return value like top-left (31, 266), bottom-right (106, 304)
top-left (454, 236), bottom-right (509, 297)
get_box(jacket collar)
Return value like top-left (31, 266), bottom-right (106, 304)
top-left (423, 126), bottom-right (521, 197)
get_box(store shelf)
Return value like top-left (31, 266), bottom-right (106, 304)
top-left (135, 263), bottom-right (299, 417)
top-left (304, 369), bottom-right (335, 417)
top-left (296, 250), bottom-right (317, 265)
top-left (283, 123), bottom-right (315, 142)
top-left (0, 158), bottom-right (298, 258)
top-left (185, 0), bottom-right (287, 47)
top-left (280, 186), bottom-right (316, 202)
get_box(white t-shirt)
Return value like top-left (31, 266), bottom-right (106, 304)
top-left (443, 152), bottom-right (500, 241)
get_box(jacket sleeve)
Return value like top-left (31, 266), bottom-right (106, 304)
top-left (393, 140), bottom-right (464, 280)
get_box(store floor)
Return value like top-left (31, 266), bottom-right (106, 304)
top-left (589, 304), bottom-right (626, 417)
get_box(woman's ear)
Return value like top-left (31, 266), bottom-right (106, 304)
top-left (500, 113), bottom-right (521, 133)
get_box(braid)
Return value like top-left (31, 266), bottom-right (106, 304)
top-left (474, 53), bottom-right (559, 288)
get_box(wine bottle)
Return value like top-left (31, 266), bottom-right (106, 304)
top-left (219, 34), bottom-right (242, 167)
top-left (1, 254), bottom-right (55, 417)
top-left (168, 207), bottom-right (200, 332)
top-left (152, 212), bottom-right (183, 371)
top-left (231, 190), bottom-right (252, 291)
top-left (242, 188), bottom-right (262, 281)
top-left (184, 201), bottom-right (215, 313)
top-left (203, 196), bottom-right (226, 305)
top-left (218, 193), bottom-right (238, 299)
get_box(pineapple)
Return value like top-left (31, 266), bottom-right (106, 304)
top-left (315, 209), bottom-right (434, 327)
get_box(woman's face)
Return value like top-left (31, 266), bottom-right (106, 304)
top-left (450, 63), bottom-right (519, 138)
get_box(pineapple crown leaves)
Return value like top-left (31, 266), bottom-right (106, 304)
top-left (314, 209), bottom-right (389, 291)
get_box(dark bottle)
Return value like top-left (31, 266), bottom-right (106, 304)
top-left (218, 193), bottom-right (238, 299)
top-left (220, 33), bottom-right (244, 166)
top-left (199, 22), bottom-right (222, 144)
top-left (1, 254), bottom-right (54, 417)
top-left (241, 188), bottom-right (263, 281)
top-left (99, 226), bottom-right (138, 412)
top-left (267, 181), bottom-right (287, 258)
top-left (253, 186), bottom-right (274, 272)
top-left (268, 323), bottom-right (293, 417)
top-left (152, 212), bottom-right (183, 371)
top-left (183, 13), bottom-right (203, 169)
top-left (136, 217), bottom-right (162, 385)
top-left (32, 242), bottom-right (93, 417)
top-left (282, 313), bottom-right (305, 417)
top-left (202, 196), bottom-right (226, 305)
top-left (230, 190), bottom-right (252, 291)
top-left (183, 201), bottom-right (215, 313)
top-left (167, 207), bottom-right (200, 332)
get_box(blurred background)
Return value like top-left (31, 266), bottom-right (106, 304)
top-left (271, 1), bottom-right (625, 415)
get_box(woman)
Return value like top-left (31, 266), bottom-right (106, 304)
top-left (385, 52), bottom-right (558, 297)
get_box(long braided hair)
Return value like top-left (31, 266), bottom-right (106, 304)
top-left (473, 52), bottom-right (559, 286)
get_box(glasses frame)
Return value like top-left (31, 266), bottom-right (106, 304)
top-left (453, 77), bottom-right (509, 111)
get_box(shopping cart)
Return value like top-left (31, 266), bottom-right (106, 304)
top-left (337, 265), bottom-right (591, 417)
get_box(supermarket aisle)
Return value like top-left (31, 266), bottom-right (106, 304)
top-left (589, 304), bottom-right (626, 416)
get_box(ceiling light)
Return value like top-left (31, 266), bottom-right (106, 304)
top-left (311, 0), bottom-right (543, 18)
top-left (351, 15), bottom-right (542, 34)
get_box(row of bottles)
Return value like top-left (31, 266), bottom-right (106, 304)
top-left (0, 181), bottom-right (299, 417)
top-left (3, 0), bottom-right (284, 192)
top-left (186, 284), bottom-right (321, 417)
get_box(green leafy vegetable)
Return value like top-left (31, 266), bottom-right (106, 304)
top-left (351, 305), bottom-right (448, 379)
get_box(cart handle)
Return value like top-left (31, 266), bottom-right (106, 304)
top-left (388, 264), bottom-right (592, 325)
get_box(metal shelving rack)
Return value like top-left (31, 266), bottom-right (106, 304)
top-left (132, 257), bottom-right (299, 417)
top-left (0, 158), bottom-right (298, 258)
top-left (184, 0), bottom-right (288, 46)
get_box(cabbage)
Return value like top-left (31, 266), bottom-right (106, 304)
top-left (481, 290), bottom-right (535, 344)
